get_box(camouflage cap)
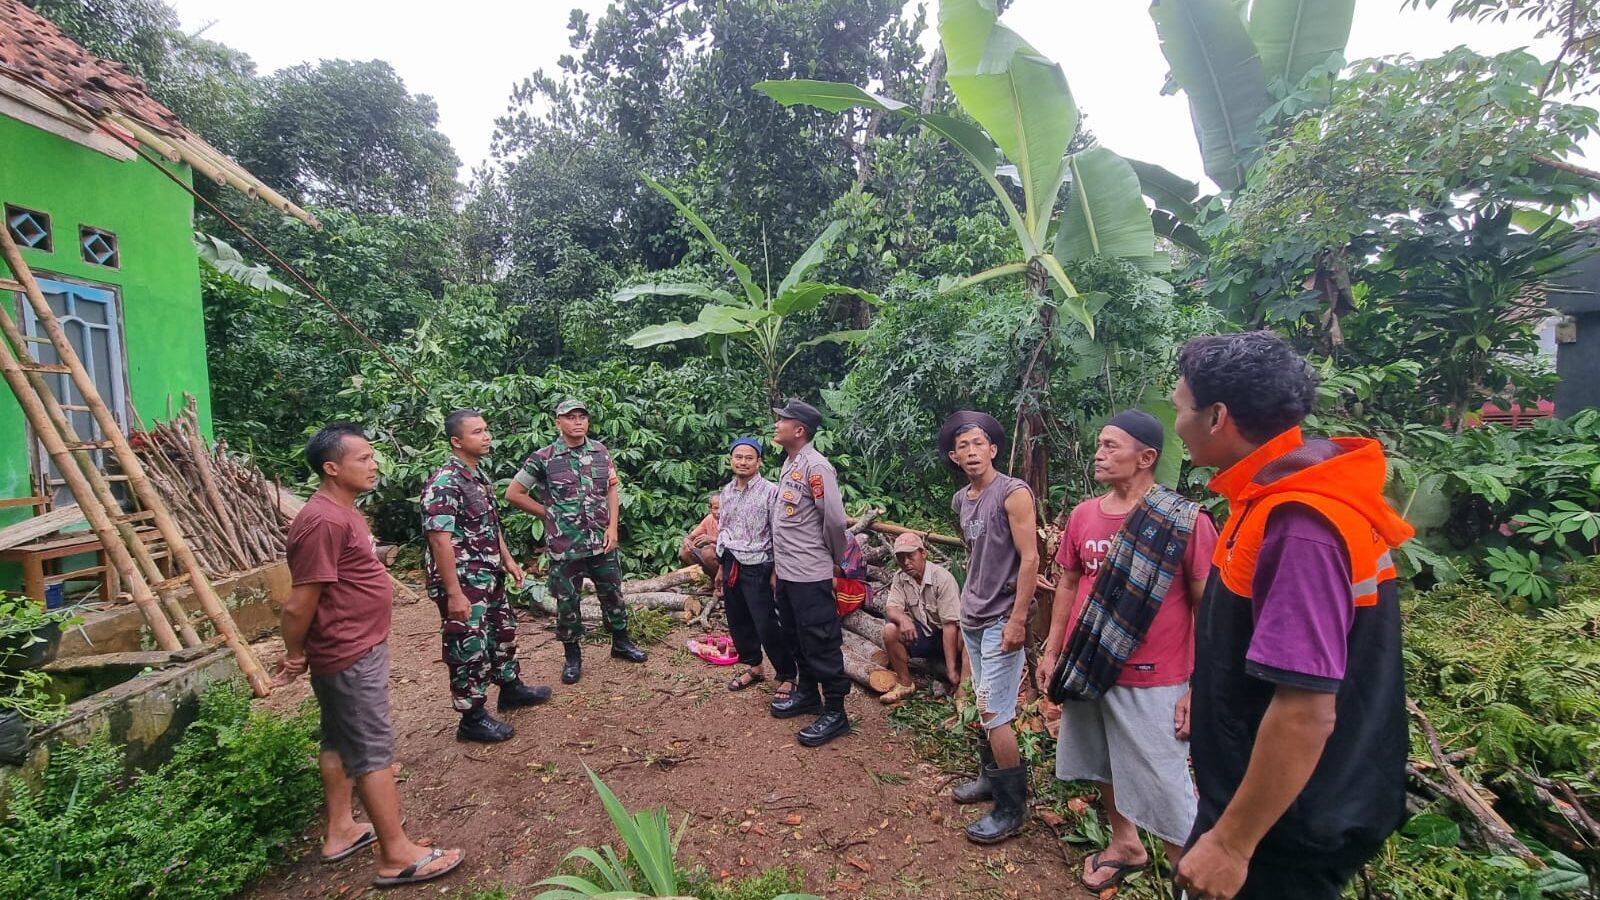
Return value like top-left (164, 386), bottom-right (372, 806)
top-left (553, 398), bottom-right (589, 416)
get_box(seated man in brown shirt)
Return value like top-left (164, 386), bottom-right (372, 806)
top-left (879, 532), bottom-right (963, 705)
top-left (276, 422), bottom-right (463, 888)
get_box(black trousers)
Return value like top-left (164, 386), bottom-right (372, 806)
top-left (775, 577), bottom-right (850, 710)
top-left (721, 554), bottom-right (794, 680)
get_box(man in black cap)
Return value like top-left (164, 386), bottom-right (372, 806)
top-left (1040, 410), bottom-right (1216, 892)
top-left (940, 409), bottom-right (1039, 845)
top-left (768, 399), bottom-right (852, 747)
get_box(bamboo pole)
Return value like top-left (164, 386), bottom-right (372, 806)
top-left (0, 232), bottom-right (271, 695)
top-left (0, 292), bottom-right (183, 650)
top-left (0, 297), bottom-right (200, 644)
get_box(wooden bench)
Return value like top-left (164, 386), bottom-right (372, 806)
top-left (0, 495), bottom-right (170, 605)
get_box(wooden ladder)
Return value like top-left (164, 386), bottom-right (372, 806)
top-left (0, 227), bottom-right (270, 696)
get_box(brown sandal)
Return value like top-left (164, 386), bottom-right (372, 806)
top-left (728, 667), bottom-right (766, 691)
top-left (771, 679), bottom-right (796, 702)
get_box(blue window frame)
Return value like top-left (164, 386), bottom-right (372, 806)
top-left (4, 204), bottom-right (53, 253)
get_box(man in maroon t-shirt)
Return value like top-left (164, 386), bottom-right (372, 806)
top-left (276, 423), bottom-right (463, 888)
top-left (1039, 411), bottom-right (1216, 892)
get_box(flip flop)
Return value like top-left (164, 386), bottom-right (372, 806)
top-left (1080, 850), bottom-right (1149, 892)
top-left (320, 826), bottom-right (376, 863)
top-left (373, 847), bottom-right (463, 888)
top-left (728, 668), bottom-right (766, 692)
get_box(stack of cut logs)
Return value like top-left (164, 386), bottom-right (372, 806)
top-left (129, 400), bottom-right (289, 575)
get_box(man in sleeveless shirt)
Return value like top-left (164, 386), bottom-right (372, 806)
top-left (1170, 333), bottom-right (1412, 900)
top-left (768, 399), bottom-right (852, 747)
top-left (940, 411), bottom-right (1039, 845)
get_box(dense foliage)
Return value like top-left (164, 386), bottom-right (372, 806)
top-left (0, 683), bottom-right (321, 899)
top-left (19, 0), bottom-right (1600, 893)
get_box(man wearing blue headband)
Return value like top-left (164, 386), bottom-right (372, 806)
top-left (713, 437), bottom-right (793, 694)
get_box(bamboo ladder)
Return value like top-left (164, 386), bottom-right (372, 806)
top-left (0, 227), bottom-right (271, 696)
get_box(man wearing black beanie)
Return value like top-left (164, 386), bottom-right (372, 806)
top-left (1041, 410), bottom-right (1216, 892)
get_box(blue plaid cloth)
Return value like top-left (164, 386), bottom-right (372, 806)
top-left (1048, 485), bottom-right (1199, 703)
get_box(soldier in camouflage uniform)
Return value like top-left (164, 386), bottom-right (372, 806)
top-left (507, 398), bottom-right (649, 684)
top-left (422, 409), bottom-right (552, 744)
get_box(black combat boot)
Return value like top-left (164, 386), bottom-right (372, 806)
top-left (964, 764), bottom-right (1027, 844)
top-left (610, 631), bottom-right (648, 663)
top-left (769, 681), bottom-right (823, 719)
top-left (456, 706), bottom-right (515, 743)
top-left (952, 735), bottom-right (997, 804)
top-left (561, 642), bottom-right (583, 684)
top-left (797, 708), bottom-right (850, 747)
top-left (496, 678), bottom-right (553, 712)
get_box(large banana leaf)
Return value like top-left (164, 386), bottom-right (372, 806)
top-left (623, 305), bottom-right (770, 349)
top-left (642, 173), bottom-right (761, 304)
top-left (1125, 158), bottom-right (1202, 223)
top-left (777, 221), bottom-right (844, 297)
top-left (939, 0), bottom-right (1077, 235)
top-left (1055, 147), bottom-right (1161, 271)
top-left (611, 282), bottom-right (736, 305)
top-left (752, 79), bottom-right (908, 114)
top-left (771, 282), bottom-right (878, 316)
top-left (1152, 210), bottom-right (1212, 257)
top-left (1247, 0), bottom-right (1354, 91)
top-left (1150, 0), bottom-right (1271, 191)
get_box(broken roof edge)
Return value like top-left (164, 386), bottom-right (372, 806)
top-left (0, 0), bottom-right (321, 230)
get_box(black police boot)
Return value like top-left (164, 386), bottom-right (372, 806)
top-left (964, 765), bottom-right (1027, 844)
top-left (952, 735), bottom-right (997, 804)
top-left (610, 631), bottom-right (648, 663)
top-left (561, 642), bottom-right (583, 685)
top-left (769, 681), bottom-right (823, 719)
top-left (496, 678), bottom-right (552, 712)
top-left (456, 706), bottom-right (515, 743)
top-left (797, 708), bottom-right (850, 747)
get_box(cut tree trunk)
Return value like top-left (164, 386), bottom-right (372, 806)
top-left (842, 610), bottom-right (887, 648)
top-left (841, 626), bottom-right (884, 663)
top-left (624, 565), bottom-right (705, 594)
top-left (841, 647), bottom-right (895, 693)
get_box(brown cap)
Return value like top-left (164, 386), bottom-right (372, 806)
top-left (892, 532), bottom-right (926, 555)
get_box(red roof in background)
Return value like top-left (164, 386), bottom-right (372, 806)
top-left (0, 0), bottom-right (191, 140)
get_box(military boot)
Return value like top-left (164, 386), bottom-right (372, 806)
top-left (561, 642), bottom-right (583, 684)
top-left (497, 678), bottom-right (552, 712)
top-left (952, 735), bottom-right (997, 804)
top-left (456, 706), bottom-right (515, 743)
top-left (964, 765), bottom-right (1027, 844)
top-left (611, 631), bottom-right (648, 663)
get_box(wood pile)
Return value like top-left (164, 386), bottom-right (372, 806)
top-left (129, 402), bottom-right (289, 575)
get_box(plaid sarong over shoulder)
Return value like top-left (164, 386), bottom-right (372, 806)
top-left (1048, 485), bottom-right (1199, 703)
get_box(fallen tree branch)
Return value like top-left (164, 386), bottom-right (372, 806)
top-left (845, 516), bottom-right (964, 548)
top-left (849, 507), bottom-right (883, 535)
top-left (1408, 699), bottom-right (1544, 867)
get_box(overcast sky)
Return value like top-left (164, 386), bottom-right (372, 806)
top-left (166, 0), bottom-right (1587, 197)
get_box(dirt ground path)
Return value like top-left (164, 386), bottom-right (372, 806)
top-left (247, 583), bottom-right (1090, 899)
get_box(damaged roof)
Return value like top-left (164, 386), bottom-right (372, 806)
top-left (0, 0), bottom-right (318, 227)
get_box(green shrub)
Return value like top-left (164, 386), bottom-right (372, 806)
top-left (0, 681), bottom-right (321, 899)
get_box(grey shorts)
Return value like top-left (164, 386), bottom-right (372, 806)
top-left (310, 641), bottom-right (396, 778)
top-left (1055, 682), bottom-right (1197, 845)
top-left (962, 617), bottom-right (1025, 730)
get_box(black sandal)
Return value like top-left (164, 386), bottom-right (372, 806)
top-left (728, 667), bottom-right (766, 692)
top-left (771, 679), bottom-right (795, 702)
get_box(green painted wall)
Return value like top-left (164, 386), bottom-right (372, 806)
top-left (1, 114), bottom-right (214, 574)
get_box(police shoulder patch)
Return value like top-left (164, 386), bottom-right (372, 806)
top-left (808, 473), bottom-right (824, 499)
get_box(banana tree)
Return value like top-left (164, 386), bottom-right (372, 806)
top-left (757, 0), bottom-right (1160, 500)
top-left (1137, 0), bottom-right (1356, 232)
top-left (622, 174), bottom-right (875, 409)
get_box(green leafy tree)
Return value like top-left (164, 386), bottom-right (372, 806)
top-left (622, 175), bottom-right (876, 409)
top-left (1406, 0), bottom-right (1600, 98)
top-left (238, 59), bottom-right (461, 217)
top-left (756, 0), bottom-right (1160, 499)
